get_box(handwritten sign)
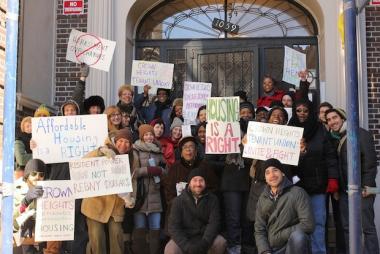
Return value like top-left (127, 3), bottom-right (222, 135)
top-left (282, 46), bottom-right (306, 87)
top-left (35, 181), bottom-right (75, 242)
top-left (243, 122), bottom-right (304, 166)
top-left (181, 125), bottom-right (192, 138)
top-left (206, 97), bottom-right (240, 122)
top-left (66, 29), bottom-right (116, 72)
top-left (32, 114), bottom-right (108, 164)
top-left (183, 82), bottom-right (212, 125)
top-left (131, 60), bottom-right (174, 89)
top-left (69, 155), bottom-right (132, 199)
top-left (206, 121), bottom-right (241, 154)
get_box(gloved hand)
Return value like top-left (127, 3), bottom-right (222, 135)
top-left (147, 166), bottom-right (163, 176)
top-left (100, 147), bottom-right (116, 159)
top-left (22, 186), bottom-right (44, 206)
top-left (326, 179), bottom-right (339, 193)
top-left (80, 63), bottom-right (89, 78)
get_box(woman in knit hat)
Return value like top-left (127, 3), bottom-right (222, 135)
top-left (34, 104), bottom-right (50, 117)
top-left (131, 124), bottom-right (165, 254)
top-left (105, 106), bottom-right (123, 132)
top-left (160, 117), bottom-right (183, 167)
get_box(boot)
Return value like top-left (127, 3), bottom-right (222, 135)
top-left (132, 229), bottom-right (148, 254)
top-left (148, 230), bottom-right (161, 254)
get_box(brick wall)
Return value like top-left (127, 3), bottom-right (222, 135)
top-left (366, 6), bottom-right (380, 163)
top-left (55, 0), bottom-right (88, 107)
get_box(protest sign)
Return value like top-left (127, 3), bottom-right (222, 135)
top-left (181, 125), bottom-right (192, 138)
top-left (282, 46), bottom-right (306, 87)
top-left (66, 29), bottom-right (116, 72)
top-left (32, 114), bottom-right (108, 164)
top-left (206, 121), bottom-right (241, 154)
top-left (35, 181), bottom-right (75, 242)
top-left (131, 60), bottom-right (174, 89)
top-left (69, 155), bottom-right (132, 199)
top-left (243, 122), bottom-right (304, 165)
top-left (183, 81), bottom-right (212, 125)
top-left (206, 97), bottom-right (240, 122)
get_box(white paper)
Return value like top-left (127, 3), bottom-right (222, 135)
top-left (66, 29), bottom-right (116, 72)
top-left (32, 114), bottom-right (108, 164)
top-left (131, 60), bottom-right (174, 89)
top-left (181, 125), bottom-right (193, 138)
top-left (206, 121), bottom-right (241, 154)
top-left (206, 97), bottom-right (240, 122)
top-left (176, 182), bottom-right (187, 196)
top-left (183, 82), bottom-right (212, 125)
top-left (282, 46), bottom-right (306, 87)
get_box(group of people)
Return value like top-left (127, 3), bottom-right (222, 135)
top-left (13, 65), bottom-right (379, 254)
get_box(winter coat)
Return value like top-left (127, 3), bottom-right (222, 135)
top-left (168, 187), bottom-right (221, 252)
top-left (160, 137), bottom-right (178, 167)
top-left (81, 140), bottom-right (138, 223)
top-left (49, 162), bottom-right (71, 180)
top-left (221, 154), bottom-right (251, 192)
top-left (257, 90), bottom-right (285, 107)
top-left (71, 80), bottom-right (86, 114)
top-left (336, 128), bottom-right (378, 189)
top-left (255, 178), bottom-right (315, 253)
top-left (133, 140), bottom-right (165, 213)
top-left (295, 124), bottom-right (338, 194)
top-left (14, 134), bottom-right (32, 170)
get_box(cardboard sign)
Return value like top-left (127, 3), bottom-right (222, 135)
top-left (282, 46), bottom-right (306, 87)
top-left (183, 81), bottom-right (212, 125)
top-left (69, 155), bottom-right (132, 199)
top-left (32, 114), bottom-right (108, 164)
top-left (131, 60), bottom-right (174, 89)
top-left (206, 97), bottom-right (240, 122)
top-left (206, 121), bottom-right (241, 154)
top-left (63, 0), bottom-right (84, 15)
top-left (66, 29), bottom-right (116, 72)
top-left (35, 181), bottom-right (75, 242)
top-left (243, 122), bottom-right (304, 165)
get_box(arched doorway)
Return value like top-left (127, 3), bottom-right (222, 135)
top-left (135, 0), bottom-right (319, 102)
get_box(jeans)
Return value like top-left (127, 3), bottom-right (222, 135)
top-left (133, 212), bottom-right (161, 230)
top-left (325, 193), bottom-right (346, 254)
top-left (273, 230), bottom-right (311, 254)
top-left (339, 192), bottom-right (379, 254)
top-left (310, 194), bottom-right (326, 254)
top-left (223, 191), bottom-right (254, 249)
top-left (164, 235), bottom-right (227, 254)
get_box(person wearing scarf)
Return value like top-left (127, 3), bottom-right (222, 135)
top-left (288, 99), bottom-right (339, 254)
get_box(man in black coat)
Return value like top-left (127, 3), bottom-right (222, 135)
top-left (165, 168), bottom-right (226, 254)
top-left (326, 108), bottom-right (379, 254)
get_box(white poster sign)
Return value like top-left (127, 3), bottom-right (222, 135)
top-left (206, 121), bottom-right (241, 154)
top-left (243, 122), bottom-right (304, 166)
top-left (181, 125), bottom-right (192, 138)
top-left (66, 29), bottom-right (116, 72)
top-left (35, 181), bottom-right (75, 242)
top-left (282, 46), bottom-right (306, 87)
top-left (183, 82), bottom-right (212, 125)
top-left (206, 97), bottom-right (240, 122)
top-left (69, 155), bottom-right (132, 199)
top-left (32, 114), bottom-right (108, 164)
top-left (131, 60), bottom-right (174, 89)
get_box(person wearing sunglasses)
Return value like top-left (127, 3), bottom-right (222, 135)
top-left (13, 159), bottom-right (46, 254)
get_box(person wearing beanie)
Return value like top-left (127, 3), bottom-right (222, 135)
top-left (34, 104), bottom-right (50, 117)
top-left (255, 107), bottom-right (268, 123)
top-left (15, 117), bottom-right (33, 178)
top-left (288, 99), bottom-right (339, 254)
top-left (134, 85), bottom-right (172, 136)
top-left (255, 158), bottom-right (315, 254)
top-left (239, 101), bottom-right (255, 135)
top-left (60, 99), bottom-right (80, 116)
top-left (157, 117), bottom-right (183, 167)
top-left (130, 123), bottom-right (165, 254)
top-left (84, 95), bottom-right (105, 114)
top-left (13, 159), bottom-right (46, 253)
top-left (326, 109), bottom-right (379, 253)
top-left (165, 166), bottom-right (226, 254)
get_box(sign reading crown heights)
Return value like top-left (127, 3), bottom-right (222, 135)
top-left (32, 114), bottom-right (108, 164)
top-left (66, 29), bottom-right (116, 72)
top-left (69, 155), bottom-right (133, 199)
top-left (131, 60), bottom-right (174, 89)
top-left (63, 0), bottom-right (84, 15)
top-left (35, 181), bottom-right (75, 242)
top-left (243, 122), bottom-right (304, 166)
top-left (282, 46), bottom-right (306, 87)
top-left (206, 97), bottom-right (241, 154)
top-left (183, 81), bottom-right (212, 125)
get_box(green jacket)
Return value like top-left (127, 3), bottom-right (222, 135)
top-left (254, 178), bottom-right (315, 253)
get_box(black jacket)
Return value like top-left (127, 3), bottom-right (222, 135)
top-left (296, 124), bottom-right (339, 194)
top-left (168, 188), bottom-right (221, 253)
top-left (337, 128), bottom-right (378, 189)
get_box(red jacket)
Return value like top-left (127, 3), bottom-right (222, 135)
top-left (159, 137), bottom-right (179, 167)
top-left (257, 90), bottom-right (285, 107)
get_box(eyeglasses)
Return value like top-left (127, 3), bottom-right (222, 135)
top-left (182, 145), bottom-right (196, 151)
top-left (111, 113), bottom-right (121, 118)
top-left (30, 171), bottom-right (45, 178)
top-left (296, 109), bottom-right (309, 113)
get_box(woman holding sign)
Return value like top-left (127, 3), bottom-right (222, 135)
top-left (288, 99), bottom-right (339, 254)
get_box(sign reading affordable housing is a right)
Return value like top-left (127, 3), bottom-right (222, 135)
top-left (243, 122), bottom-right (304, 166)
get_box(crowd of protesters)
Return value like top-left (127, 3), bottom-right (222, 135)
top-left (13, 64), bottom-right (379, 254)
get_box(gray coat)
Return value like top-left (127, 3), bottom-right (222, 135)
top-left (133, 140), bottom-right (165, 213)
top-left (255, 178), bottom-right (315, 253)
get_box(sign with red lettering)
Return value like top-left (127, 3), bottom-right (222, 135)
top-left (63, 0), bottom-right (84, 15)
top-left (206, 121), bottom-right (241, 154)
top-left (371, 0), bottom-right (380, 4)
top-left (183, 81), bottom-right (212, 125)
top-left (243, 122), bottom-right (304, 166)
